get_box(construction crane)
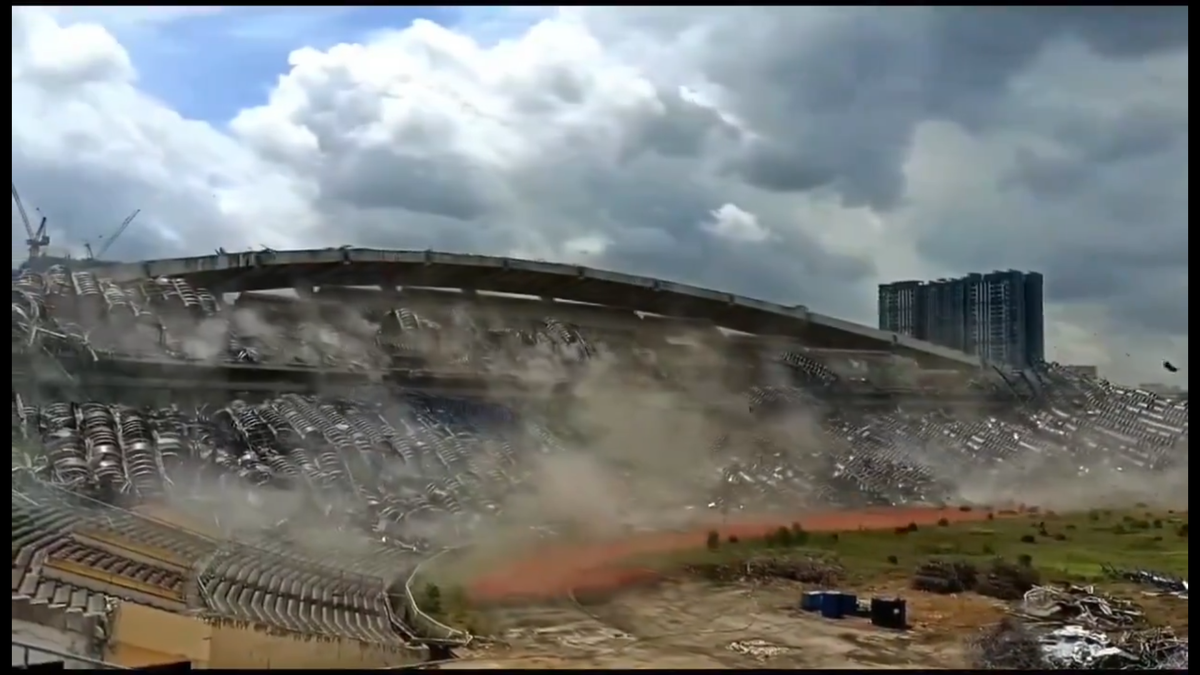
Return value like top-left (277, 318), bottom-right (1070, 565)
top-left (11, 181), bottom-right (49, 261)
top-left (85, 209), bottom-right (140, 260)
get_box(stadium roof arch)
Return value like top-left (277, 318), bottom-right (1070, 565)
top-left (106, 248), bottom-right (982, 369)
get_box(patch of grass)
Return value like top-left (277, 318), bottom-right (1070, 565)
top-left (633, 509), bottom-right (1188, 586)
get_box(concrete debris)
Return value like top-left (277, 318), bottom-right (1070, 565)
top-left (968, 618), bottom-right (1048, 669)
top-left (1040, 626), bottom-right (1134, 669)
top-left (1016, 584), bottom-right (1144, 631)
top-left (1103, 564), bottom-right (1188, 599)
top-left (726, 639), bottom-right (795, 659)
top-left (971, 620), bottom-right (1188, 670)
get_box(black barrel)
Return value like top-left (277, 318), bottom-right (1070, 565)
top-left (869, 597), bottom-right (907, 630)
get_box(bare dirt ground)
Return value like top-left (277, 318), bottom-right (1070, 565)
top-left (442, 507), bottom-right (1001, 669)
top-left (468, 506), bottom-right (989, 601)
top-left (449, 579), bottom-right (1004, 669)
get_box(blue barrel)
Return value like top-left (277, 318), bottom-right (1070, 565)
top-left (839, 592), bottom-right (859, 616)
top-left (800, 591), bottom-right (823, 612)
top-left (820, 591), bottom-right (845, 619)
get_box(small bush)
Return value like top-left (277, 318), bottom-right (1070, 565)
top-left (1052, 533), bottom-right (1067, 541)
top-left (981, 543), bottom-right (995, 555)
top-left (986, 512), bottom-right (995, 521)
top-left (894, 526), bottom-right (910, 535)
top-left (1065, 524), bottom-right (1076, 530)
top-left (422, 583), bottom-right (443, 615)
top-left (791, 523), bottom-right (809, 545)
top-left (886, 555), bottom-right (899, 565)
top-left (1088, 510), bottom-right (1101, 521)
top-left (728, 534), bottom-right (739, 544)
top-left (1152, 519), bottom-right (1163, 529)
top-left (1019, 534), bottom-right (1036, 544)
top-left (1178, 523), bottom-right (1188, 538)
top-left (706, 530), bottom-right (720, 550)
top-left (828, 533), bottom-right (839, 543)
top-left (1130, 519), bottom-right (1151, 530)
top-left (937, 518), bottom-right (950, 527)
top-left (1111, 524), bottom-right (1127, 534)
top-left (1016, 553), bottom-right (1033, 568)
top-left (774, 526), bottom-right (794, 547)
top-left (959, 505), bottom-right (973, 512)
top-left (906, 522), bottom-right (919, 533)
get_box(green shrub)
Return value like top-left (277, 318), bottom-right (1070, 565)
top-left (422, 583), bottom-right (443, 615)
top-left (706, 530), bottom-right (720, 550)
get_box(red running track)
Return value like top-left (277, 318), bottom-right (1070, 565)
top-left (469, 506), bottom-right (992, 601)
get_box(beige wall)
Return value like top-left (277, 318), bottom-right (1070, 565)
top-left (105, 602), bottom-right (421, 669)
top-left (208, 628), bottom-right (417, 669)
top-left (106, 604), bottom-right (210, 669)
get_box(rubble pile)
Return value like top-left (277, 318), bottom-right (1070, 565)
top-left (1017, 584), bottom-right (1144, 631)
top-left (971, 621), bottom-right (1188, 670)
top-left (910, 558), bottom-right (1038, 600)
top-left (911, 559), bottom-right (978, 594)
top-left (685, 554), bottom-right (842, 585)
top-left (968, 618), bottom-right (1049, 669)
top-left (969, 582), bottom-right (1189, 669)
top-left (1104, 564), bottom-right (1189, 599)
top-left (976, 559), bottom-right (1042, 601)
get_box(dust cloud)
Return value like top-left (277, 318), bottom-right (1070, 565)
top-left (22, 285), bottom-right (1188, 574)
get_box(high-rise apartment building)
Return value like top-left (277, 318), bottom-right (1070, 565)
top-left (878, 270), bottom-right (1045, 369)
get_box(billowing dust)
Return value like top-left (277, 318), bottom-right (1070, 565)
top-left (469, 506), bottom-right (990, 601)
top-left (62, 290), bottom-right (1181, 571)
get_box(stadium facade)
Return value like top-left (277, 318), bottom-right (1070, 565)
top-left (878, 270), bottom-right (1045, 369)
top-left (12, 249), bottom-right (1184, 669)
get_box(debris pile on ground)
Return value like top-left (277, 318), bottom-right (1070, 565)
top-left (968, 617), bottom-right (1048, 669)
top-left (971, 621), bottom-right (1188, 669)
top-left (911, 559), bottom-right (978, 594)
top-left (976, 559), bottom-right (1041, 601)
top-left (1156, 643), bottom-right (1187, 669)
top-left (910, 557), bottom-right (1038, 599)
top-left (685, 554), bottom-right (842, 585)
top-left (1117, 629), bottom-right (1188, 670)
top-left (726, 639), bottom-right (795, 660)
top-left (1016, 584), bottom-right (1144, 631)
top-left (1103, 564), bottom-right (1189, 599)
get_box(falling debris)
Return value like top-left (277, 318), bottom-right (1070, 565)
top-left (1162, 360), bottom-right (1179, 373)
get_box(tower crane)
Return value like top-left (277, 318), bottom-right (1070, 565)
top-left (11, 182), bottom-right (49, 261)
top-left (85, 209), bottom-right (140, 260)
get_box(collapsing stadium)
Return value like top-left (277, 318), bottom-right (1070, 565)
top-left (11, 248), bottom-right (1188, 668)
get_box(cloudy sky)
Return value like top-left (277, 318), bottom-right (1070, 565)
top-left (12, 7), bottom-right (1188, 385)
